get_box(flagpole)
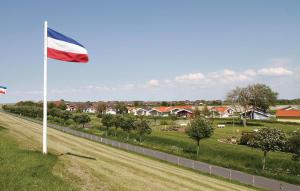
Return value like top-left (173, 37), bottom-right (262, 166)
top-left (43, 21), bottom-right (48, 154)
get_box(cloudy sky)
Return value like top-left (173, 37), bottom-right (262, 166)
top-left (0, 0), bottom-right (299, 103)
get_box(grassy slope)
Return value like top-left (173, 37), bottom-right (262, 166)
top-left (0, 112), bottom-right (258, 191)
top-left (80, 115), bottom-right (300, 185)
top-left (0, 126), bottom-right (74, 191)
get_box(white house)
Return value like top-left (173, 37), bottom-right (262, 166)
top-left (105, 108), bottom-right (117, 115)
top-left (241, 109), bottom-right (272, 120)
top-left (84, 106), bottom-right (96, 113)
top-left (210, 106), bottom-right (234, 118)
top-left (66, 104), bottom-right (77, 112)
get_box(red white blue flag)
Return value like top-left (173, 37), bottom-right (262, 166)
top-left (47, 28), bottom-right (89, 63)
top-left (0, 86), bottom-right (7, 94)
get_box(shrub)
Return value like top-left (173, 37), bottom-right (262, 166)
top-left (239, 132), bottom-right (255, 145)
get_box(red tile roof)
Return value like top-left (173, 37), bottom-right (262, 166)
top-left (276, 109), bottom-right (300, 117)
top-left (153, 106), bottom-right (192, 113)
top-left (210, 106), bottom-right (232, 113)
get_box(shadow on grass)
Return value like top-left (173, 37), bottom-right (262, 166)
top-left (0, 125), bottom-right (7, 131)
top-left (65, 152), bottom-right (96, 160)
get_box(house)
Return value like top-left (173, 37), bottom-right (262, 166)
top-left (276, 108), bottom-right (300, 123)
top-left (66, 104), bottom-right (77, 112)
top-left (240, 109), bottom-right (271, 120)
top-left (105, 108), bottom-right (117, 115)
top-left (210, 106), bottom-right (234, 118)
top-left (83, 106), bottom-right (96, 113)
top-left (173, 109), bottom-right (193, 118)
top-left (147, 106), bottom-right (193, 117)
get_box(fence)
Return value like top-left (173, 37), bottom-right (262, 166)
top-left (2, 111), bottom-right (300, 191)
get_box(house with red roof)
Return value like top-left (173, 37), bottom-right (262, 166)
top-left (276, 107), bottom-right (300, 123)
top-left (210, 106), bottom-right (234, 118)
top-left (147, 106), bottom-right (193, 118)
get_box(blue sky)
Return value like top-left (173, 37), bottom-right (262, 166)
top-left (1, 0), bottom-right (299, 103)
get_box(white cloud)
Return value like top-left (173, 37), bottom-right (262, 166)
top-left (148, 79), bottom-right (160, 86)
top-left (243, 69), bottom-right (257, 77)
top-left (257, 67), bottom-right (293, 76)
top-left (175, 73), bottom-right (205, 82)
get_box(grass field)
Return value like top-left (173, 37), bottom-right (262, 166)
top-left (77, 114), bottom-right (300, 185)
top-left (0, 112), bottom-right (259, 191)
top-left (0, 126), bottom-right (75, 191)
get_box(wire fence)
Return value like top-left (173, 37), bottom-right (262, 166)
top-left (3, 111), bottom-right (300, 191)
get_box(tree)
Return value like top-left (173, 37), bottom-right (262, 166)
top-left (134, 119), bottom-right (152, 143)
top-left (193, 108), bottom-right (201, 118)
top-left (248, 84), bottom-right (278, 112)
top-left (113, 114), bottom-right (122, 136)
top-left (101, 114), bottom-right (115, 136)
top-left (226, 86), bottom-right (251, 126)
top-left (73, 114), bottom-right (91, 128)
top-left (202, 105), bottom-right (210, 117)
top-left (115, 102), bottom-right (128, 114)
top-left (185, 117), bottom-right (214, 157)
top-left (226, 84), bottom-right (278, 127)
top-left (61, 111), bottom-right (72, 125)
top-left (287, 130), bottom-right (300, 161)
top-left (96, 102), bottom-right (106, 116)
top-left (248, 127), bottom-right (286, 170)
top-left (118, 115), bottom-right (136, 141)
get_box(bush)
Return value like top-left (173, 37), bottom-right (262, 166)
top-left (239, 132), bottom-right (255, 145)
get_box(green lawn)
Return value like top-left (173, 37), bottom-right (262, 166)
top-left (0, 126), bottom-right (74, 191)
top-left (79, 116), bottom-right (300, 185)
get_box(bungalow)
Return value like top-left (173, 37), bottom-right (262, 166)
top-left (83, 106), bottom-right (96, 113)
top-left (241, 109), bottom-right (271, 120)
top-left (276, 108), bottom-right (300, 123)
top-left (147, 106), bottom-right (193, 117)
top-left (210, 106), bottom-right (234, 118)
top-left (105, 108), bottom-right (117, 115)
top-left (66, 104), bottom-right (77, 112)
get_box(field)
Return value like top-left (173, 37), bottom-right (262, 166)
top-left (79, 114), bottom-right (300, 185)
top-left (0, 112), bottom-right (259, 191)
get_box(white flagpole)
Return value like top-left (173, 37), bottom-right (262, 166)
top-left (43, 21), bottom-right (48, 154)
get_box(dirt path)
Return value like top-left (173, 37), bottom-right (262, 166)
top-left (0, 112), bottom-right (257, 191)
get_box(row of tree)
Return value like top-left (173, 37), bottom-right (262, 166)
top-left (100, 114), bottom-right (152, 142)
top-left (2, 105), bottom-right (92, 128)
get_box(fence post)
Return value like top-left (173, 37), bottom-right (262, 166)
top-left (229, 170), bottom-right (232, 181)
top-left (192, 161), bottom-right (195, 169)
top-left (209, 166), bottom-right (212, 175)
top-left (252, 175), bottom-right (255, 186)
top-left (177, 158), bottom-right (180, 166)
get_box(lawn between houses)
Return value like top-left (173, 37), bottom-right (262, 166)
top-left (76, 114), bottom-right (300, 185)
top-left (0, 126), bottom-right (75, 191)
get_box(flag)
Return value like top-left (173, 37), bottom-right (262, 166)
top-left (0, 86), bottom-right (7, 94)
top-left (47, 28), bottom-right (89, 63)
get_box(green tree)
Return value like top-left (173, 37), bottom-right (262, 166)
top-left (185, 117), bottom-right (214, 157)
top-left (227, 84), bottom-right (278, 127)
top-left (73, 114), bottom-right (91, 128)
top-left (101, 114), bottom-right (115, 136)
top-left (193, 108), bottom-right (201, 118)
top-left (248, 84), bottom-right (278, 112)
top-left (134, 119), bottom-right (152, 143)
top-left (287, 130), bottom-right (300, 161)
top-left (248, 127), bottom-right (286, 170)
top-left (118, 115), bottom-right (136, 141)
top-left (61, 111), bottom-right (72, 125)
top-left (115, 102), bottom-right (128, 114)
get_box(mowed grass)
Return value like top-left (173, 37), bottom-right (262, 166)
top-left (0, 112), bottom-right (258, 191)
top-left (81, 115), bottom-right (300, 185)
top-left (0, 126), bottom-right (74, 191)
